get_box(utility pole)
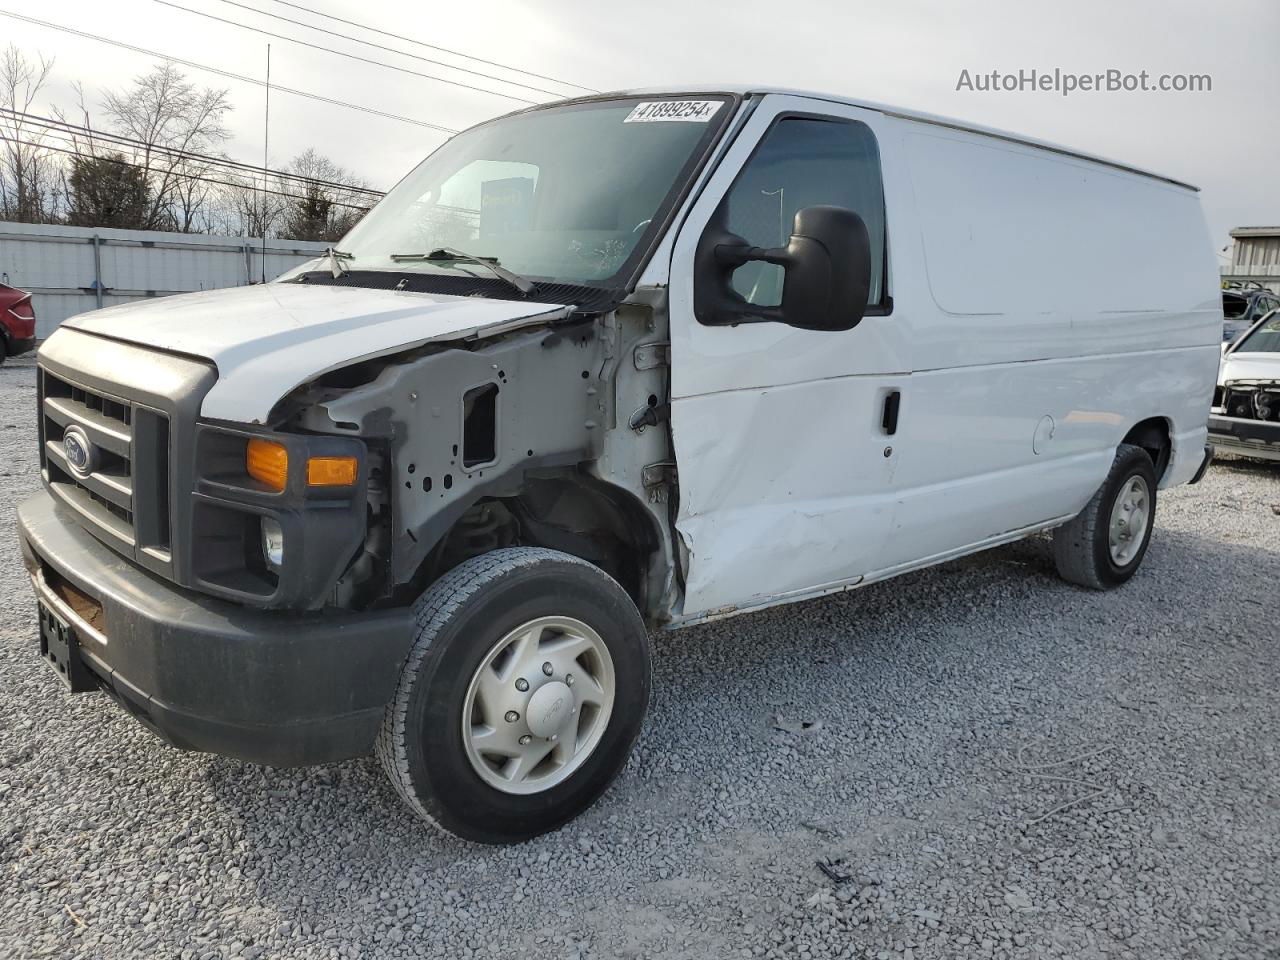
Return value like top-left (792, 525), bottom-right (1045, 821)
top-left (261, 42), bottom-right (271, 283)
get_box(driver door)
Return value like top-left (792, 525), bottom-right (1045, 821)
top-left (666, 96), bottom-right (910, 618)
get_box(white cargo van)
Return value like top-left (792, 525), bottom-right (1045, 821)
top-left (19, 88), bottom-right (1220, 842)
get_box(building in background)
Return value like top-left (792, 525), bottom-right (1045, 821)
top-left (0, 221), bottom-right (328, 339)
top-left (1222, 226), bottom-right (1280, 295)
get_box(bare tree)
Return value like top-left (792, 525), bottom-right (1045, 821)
top-left (52, 81), bottom-right (100, 155)
top-left (209, 171), bottom-right (286, 240)
top-left (101, 63), bottom-right (232, 232)
top-left (0, 44), bottom-right (60, 223)
top-left (2, 51), bottom-right (380, 239)
top-left (278, 148), bottom-right (370, 242)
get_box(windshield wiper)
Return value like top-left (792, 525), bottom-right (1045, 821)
top-left (390, 247), bottom-right (536, 296)
top-left (325, 247), bottom-right (353, 278)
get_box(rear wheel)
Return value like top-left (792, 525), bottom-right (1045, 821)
top-left (376, 547), bottom-right (650, 843)
top-left (1052, 443), bottom-right (1157, 589)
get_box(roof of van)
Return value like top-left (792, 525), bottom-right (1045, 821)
top-left (597, 86), bottom-right (1198, 192)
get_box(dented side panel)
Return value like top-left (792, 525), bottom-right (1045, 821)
top-left (664, 96), bottom-right (912, 618)
top-left (672, 377), bottom-right (902, 614)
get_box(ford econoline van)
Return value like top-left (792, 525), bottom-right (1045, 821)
top-left (18, 88), bottom-right (1220, 842)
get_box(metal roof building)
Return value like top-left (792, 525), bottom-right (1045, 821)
top-left (1222, 226), bottom-right (1280, 295)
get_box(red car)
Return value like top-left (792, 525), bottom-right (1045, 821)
top-left (0, 283), bottom-right (36, 362)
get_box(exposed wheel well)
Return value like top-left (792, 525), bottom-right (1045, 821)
top-left (1122, 417), bottom-right (1171, 481)
top-left (412, 472), bottom-right (660, 611)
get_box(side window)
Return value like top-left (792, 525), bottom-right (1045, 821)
top-left (723, 116), bottom-right (887, 309)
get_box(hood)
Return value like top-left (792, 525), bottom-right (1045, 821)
top-left (1219, 350), bottom-right (1280, 386)
top-left (63, 283), bottom-right (569, 424)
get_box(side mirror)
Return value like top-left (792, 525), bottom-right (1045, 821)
top-left (695, 205), bottom-right (872, 331)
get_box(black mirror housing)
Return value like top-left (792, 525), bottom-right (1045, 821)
top-left (695, 204), bottom-right (873, 331)
top-left (779, 206), bottom-right (872, 331)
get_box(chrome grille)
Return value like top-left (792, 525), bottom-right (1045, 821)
top-left (39, 368), bottom-right (171, 558)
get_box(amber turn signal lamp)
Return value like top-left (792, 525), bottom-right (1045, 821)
top-left (307, 456), bottom-right (358, 487)
top-left (246, 438), bottom-right (289, 491)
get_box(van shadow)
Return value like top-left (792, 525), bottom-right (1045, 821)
top-left (197, 519), bottom-right (1277, 931)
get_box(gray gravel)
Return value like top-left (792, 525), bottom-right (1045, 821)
top-left (1, 353), bottom-right (1278, 960)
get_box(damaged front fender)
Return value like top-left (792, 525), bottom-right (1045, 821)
top-left (295, 320), bottom-right (611, 586)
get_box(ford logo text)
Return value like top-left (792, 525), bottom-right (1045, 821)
top-left (61, 425), bottom-right (99, 479)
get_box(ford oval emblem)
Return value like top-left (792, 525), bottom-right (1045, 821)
top-left (61, 425), bottom-right (98, 478)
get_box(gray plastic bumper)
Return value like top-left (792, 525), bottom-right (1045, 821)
top-left (17, 488), bottom-right (414, 766)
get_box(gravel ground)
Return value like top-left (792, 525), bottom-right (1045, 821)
top-left (1, 353), bottom-right (1278, 960)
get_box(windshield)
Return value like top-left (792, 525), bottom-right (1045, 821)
top-left (1234, 310), bottom-right (1280, 353)
top-left (336, 97), bottom-right (732, 288)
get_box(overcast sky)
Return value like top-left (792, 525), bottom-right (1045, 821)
top-left (5, 0), bottom-right (1277, 252)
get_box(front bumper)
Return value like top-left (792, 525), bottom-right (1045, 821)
top-left (7, 335), bottom-right (35, 356)
top-left (18, 489), bottom-right (414, 766)
top-left (1207, 414), bottom-right (1280, 462)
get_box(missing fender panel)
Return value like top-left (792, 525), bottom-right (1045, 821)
top-left (462, 383), bottom-right (499, 468)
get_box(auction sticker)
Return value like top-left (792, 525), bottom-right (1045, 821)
top-left (624, 100), bottom-right (722, 123)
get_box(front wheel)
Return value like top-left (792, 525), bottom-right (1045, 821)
top-left (376, 547), bottom-right (651, 843)
top-left (1052, 443), bottom-right (1158, 590)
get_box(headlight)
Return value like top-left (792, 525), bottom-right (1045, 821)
top-left (261, 517), bottom-right (284, 569)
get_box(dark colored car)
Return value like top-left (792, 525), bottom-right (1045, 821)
top-left (0, 283), bottom-right (36, 362)
top-left (1222, 286), bottom-right (1280, 343)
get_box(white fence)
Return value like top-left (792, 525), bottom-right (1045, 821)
top-left (0, 221), bottom-right (329, 338)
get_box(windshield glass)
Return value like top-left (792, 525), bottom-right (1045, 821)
top-left (1234, 310), bottom-right (1280, 353)
top-left (337, 97), bottom-right (731, 287)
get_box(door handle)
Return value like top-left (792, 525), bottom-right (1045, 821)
top-left (881, 390), bottom-right (901, 436)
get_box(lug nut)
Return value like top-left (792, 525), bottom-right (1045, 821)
top-left (515, 678), bottom-right (529, 692)
top-left (541, 662), bottom-right (554, 676)
top-left (565, 674), bottom-right (575, 687)
top-left (518, 735), bottom-right (532, 746)
top-left (504, 710), bottom-right (519, 723)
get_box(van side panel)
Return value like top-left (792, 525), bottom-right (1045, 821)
top-left (666, 97), bottom-right (911, 616)
top-left (875, 122), bottom-right (1219, 571)
top-left (666, 95), bottom-right (1219, 617)
top-left (903, 128), bottom-right (1220, 365)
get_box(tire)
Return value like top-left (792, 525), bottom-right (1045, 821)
top-left (376, 547), bottom-right (651, 843)
top-left (1052, 443), bottom-right (1158, 590)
